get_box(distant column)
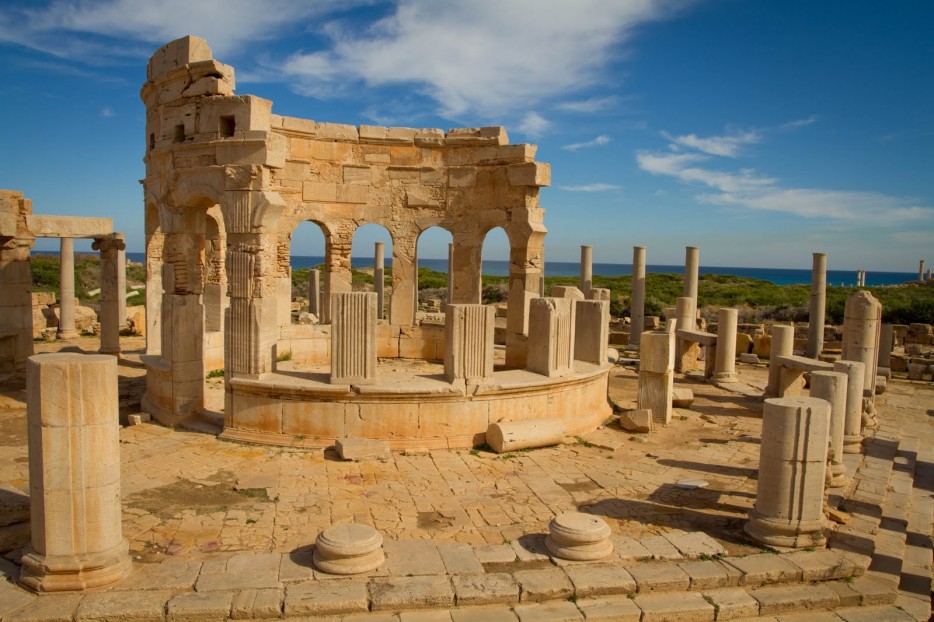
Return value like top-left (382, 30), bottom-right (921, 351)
top-left (746, 396), bottom-right (829, 548)
top-left (117, 240), bottom-right (127, 330)
top-left (374, 243), bottom-right (385, 320)
top-left (20, 353), bottom-right (131, 591)
top-left (57, 238), bottom-right (78, 339)
top-left (684, 246), bottom-right (699, 301)
top-left (765, 325), bottom-right (795, 397)
top-left (713, 308), bottom-right (738, 382)
top-left (579, 245), bottom-right (592, 298)
top-left (920, 260), bottom-right (925, 282)
top-left (807, 252), bottom-right (826, 359)
top-left (447, 243), bottom-right (454, 305)
top-left (308, 268), bottom-right (320, 317)
top-left (810, 370), bottom-right (848, 487)
top-left (93, 235), bottom-right (124, 355)
top-left (630, 246), bottom-right (646, 348)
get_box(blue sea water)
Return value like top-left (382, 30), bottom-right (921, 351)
top-left (42, 251), bottom-right (917, 288)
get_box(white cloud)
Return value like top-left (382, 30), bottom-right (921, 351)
top-left (663, 129), bottom-right (762, 157)
top-left (563, 135), bottom-right (611, 151)
top-left (518, 111), bottom-right (549, 138)
top-left (99, 106), bottom-right (115, 117)
top-left (558, 183), bottom-right (620, 192)
top-left (779, 114), bottom-right (818, 130)
top-left (276, 0), bottom-right (690, 116)
top-left (636, 149), bottom-right (932, 224)
top-left (555, 96), bottom-right (620, 114)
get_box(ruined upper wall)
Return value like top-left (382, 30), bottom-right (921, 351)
top-left (0, 190), bottom-right (32, 239)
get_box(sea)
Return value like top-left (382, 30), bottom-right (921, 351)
top-left (37, 251), bottom-right (917, 287)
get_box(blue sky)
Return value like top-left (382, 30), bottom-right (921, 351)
top-left (0, 0), bottom-right (931, 272)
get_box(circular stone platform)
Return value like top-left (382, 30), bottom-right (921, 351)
top-left (313, 523), bottom-right (385, 575)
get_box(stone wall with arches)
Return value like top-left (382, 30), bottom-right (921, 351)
top-left (140, 35), bottom-right (550, 424)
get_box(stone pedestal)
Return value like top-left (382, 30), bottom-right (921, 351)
top-left (877, 323), bottom-right (893, 377)
top-left (684, 246), bottom-right (699, 301)
top-left (57, 238), bottom-right (78, 339)
top-left (629, 246), bottom-right (646, 348)
top-left (545, 512), bottom-right (613, 561)
top-left (810, 370), bottom-right (848, 487)
top-left (527, 297), bottom-right (575, 378)
top-left (444, 304), bottom-right (495, 383)
top-left (313, 524), bottom-right (384, 575)
top-left (713, 308), bottom-right (738, 382)
top-left (374, 243), bottom-right (385, 320)
top-left (574, 300), bottom-right (609, 365)
top-left (807, 253), bottom-right (826, 359)
top-left (20, 353), bottom-right (131, 592)
top-left (309, 268), bottom-right (320, 318)
top-left (579, 245), bottom-right (592, 298)
top-left (330, 292), bottom-right (377, 385)
top-left (765, 325), bottom-right (795, 397)
top-left (746, 396), bottom-right (830, 549)
top-left (674, 296), bottom-right (698, 372)
top-left (841, 291), bottom-right (882, 399)
top-left (833, 360), bottom-right (866, 454)
top-left (637, 328), bottom-right (675, 425)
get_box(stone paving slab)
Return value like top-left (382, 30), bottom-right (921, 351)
top-left (513, 600), bottom-right (583, 622)
top-left (627, 561), bottom-right (691, 592)
top-left (724, 554), bottom-right (802, 586)
top-left (449, 606), bottom-right (518, 621)
top-left (284, 580), bottom-right (368, 617)
top-left (4, 594), bottom-right (83, 622)
top-left (702, 587), bottom-right (759, 620)
top-left (573, 595), bottom-right (641, 621)
top-left (451, 573), bottom-right (519, 606)
top-left (633, 591), bottom-right (715, 621)
top-left (748, 583), bottom-right (840, 615)
top-left (513, 568), bottom-right (573, 602)
top-left (166, 591), bottom-right (234, 622)
top-left (74, 590), bottom-right (173, 622)
top-left (564, 564), bottom-right (636, 597)
top-left (369, 576), bottom-right (455, 611)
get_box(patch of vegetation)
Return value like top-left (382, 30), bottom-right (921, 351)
top-left (276, 350), bottom-right (292, 362)
top-left (574, 436), bottom-right (594, 448)
top-left (206, 368), bottom-right (224, 379)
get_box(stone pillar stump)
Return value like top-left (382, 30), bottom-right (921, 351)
top-left (765, 325), bottom-right (795, 397)
top-left (20, 353), bottom-right (130, 592)
top-left (713, 307), bottom-right (738, 382)
top-left (833, 360), bottom-right (866, 454)
top-left (746, 396), bottom-right (830, 549)
top-left (810, 370), bottom-right (848, 487)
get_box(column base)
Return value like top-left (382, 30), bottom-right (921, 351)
top-left (56, 329), bottom-right (79, 340)
top-left (19, 540), bottom-right (131, 592)
top-left (842, 434), bottom-right (863, 454)
top-left (828, 460), bottom-right (847, 487)
top-left (745, 509), bottom-right (826, 549)
top-left (712, 371), bottom-right (738, 383)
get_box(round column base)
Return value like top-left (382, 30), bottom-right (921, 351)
top-left (744, 509), bottom-right (826, 549)
top-left (313, 524), bottom-right (385, 575)
top-left (19, 540), bottom-right (131, 593)
top-left (56, 329), bottom-right (79, 340)
top-left (712, 372), bottom-right (737, 383)
top-left (842, 434), bottom-right (863, 454)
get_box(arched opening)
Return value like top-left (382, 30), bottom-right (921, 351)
top-left (289, 220), bottom-right (327, 322)
top-left (415, 226), bottom-right (453, 314)
top-left (351, 223), bottom-right (393, 318)
top-left (481, 226), bottom-right (511, 305)
top-left (202, 210), bottom-right (226, 333)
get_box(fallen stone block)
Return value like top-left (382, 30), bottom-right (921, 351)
top-left (607, 347), bottom-right (620, 364)
top-left (486, 418), bottom-right (564, 453)
top-left (335, 438), bottom-right (389, 461)
top-left (874, 375), bottom-right (887, 394)
top-left (127, 413), bottom-right (151, 426)
top-left (738, 353), bottom-right (760, 364)
top-left (671, 387), bottom-right (694, 408)
top-left (619, 409), bottom-right (652, 433)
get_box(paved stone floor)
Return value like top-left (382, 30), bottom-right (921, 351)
top-left (0, 335), bottom-right (930, 620)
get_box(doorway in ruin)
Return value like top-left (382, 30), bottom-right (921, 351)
top-left (289, 220), bottom-right (327, 323)
top-left (350, 223), bottom-right (393, 318)
top-left (481, 226), bottom-right (510, 306)
top-left (415, 226), bottom-right (454, 313)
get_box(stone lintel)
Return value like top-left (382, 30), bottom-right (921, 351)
top-left (24, 215), bottom-right (113, 239)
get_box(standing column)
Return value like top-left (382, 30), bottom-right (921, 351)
top-left (308, 268), bottom-right (320, 317)
top-left (57, 238), bottom-right (78, 339)
top-left (630, 246), bottom-right (646, 348)
top-left (579, 245), bottom-right (592, 298)
top-left (93, 235), bottom-right (124, 355)
top-left (765, 325), bottom-right (795, 397)
top-left (841, 291), bottom-right (881, 399)
top-left (20, 353), bottom-right (131, 591)
top-left (877, 323), bottom-right (894, 377)
top-left (807, 252), bottom-right (826, 359)
top-left (810, 370), bottom-right (848, 487)
top-left (920, 260), bottom-right (925, 282)
top-left (117, 239), bottom-right (127, 330)
top-left (447, 243), bottom-right (454, 305)
top-left (834, 360), bottom-right (866, 453)
top-left (374, 243), bottom-right (385, 320)
top-left (713, 308), bottom-right (738, 382)
top-left (745, 396), bottom-right (830, 548)
top-left (684, 246), bottom-right (699, 301)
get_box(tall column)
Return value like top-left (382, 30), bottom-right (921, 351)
top-left (308, 268), bottom-right (320, 317)
top-left (447, 243), bottom-right (454, 305)
top-left (807, 252), bottom-right (826, 359)
top-left (630, 246), bottom-right (646, 348)
top-left (330, 292), bottom-right (377, 385)
top-left (374, 243), bottom-right (385, 320)
top-left (834, 360), bottom-right (866, 454)
top-left (57, 238), bottom-right (78, 339)
top-left (745, 396), bottom-right (829, 548)
top-left (810, 370), bottom-right (848, 487)
top-left (920, 260), bottom-right (925, 282)
top-left (117, 239), bottom-right (127, 330)
top-left (637, 326), bottom-right (675, 425)
top-left (765, 324), bottom-right (795, 397)
top-left (684, 246), bottom-right (699, 301)
top-left (579, 245), bottom-right (592, 298)
top-left (93, 235), bottom-right (124, 355)
top-left (841, 291), bottom-right (881, 399)
top-left (713, 307), bottom-right (738, 382)
top-left (20, 353), bottom-right (131, 591)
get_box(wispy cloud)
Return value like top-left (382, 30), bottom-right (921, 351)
top-left (663, 129), bottom-right (762, 157)
top-left (558, 183), bottom-right (621, 192)
top-left (555, 96), bottom-right (619, 114)
top-left (779, 114), bottom-right (818, 130)
top-left (563, 135), bottom-right (611, 151)
top-left (518, 111), bottom-right (549, 138)
top-left (99, 106), bottom-right (115, 117)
